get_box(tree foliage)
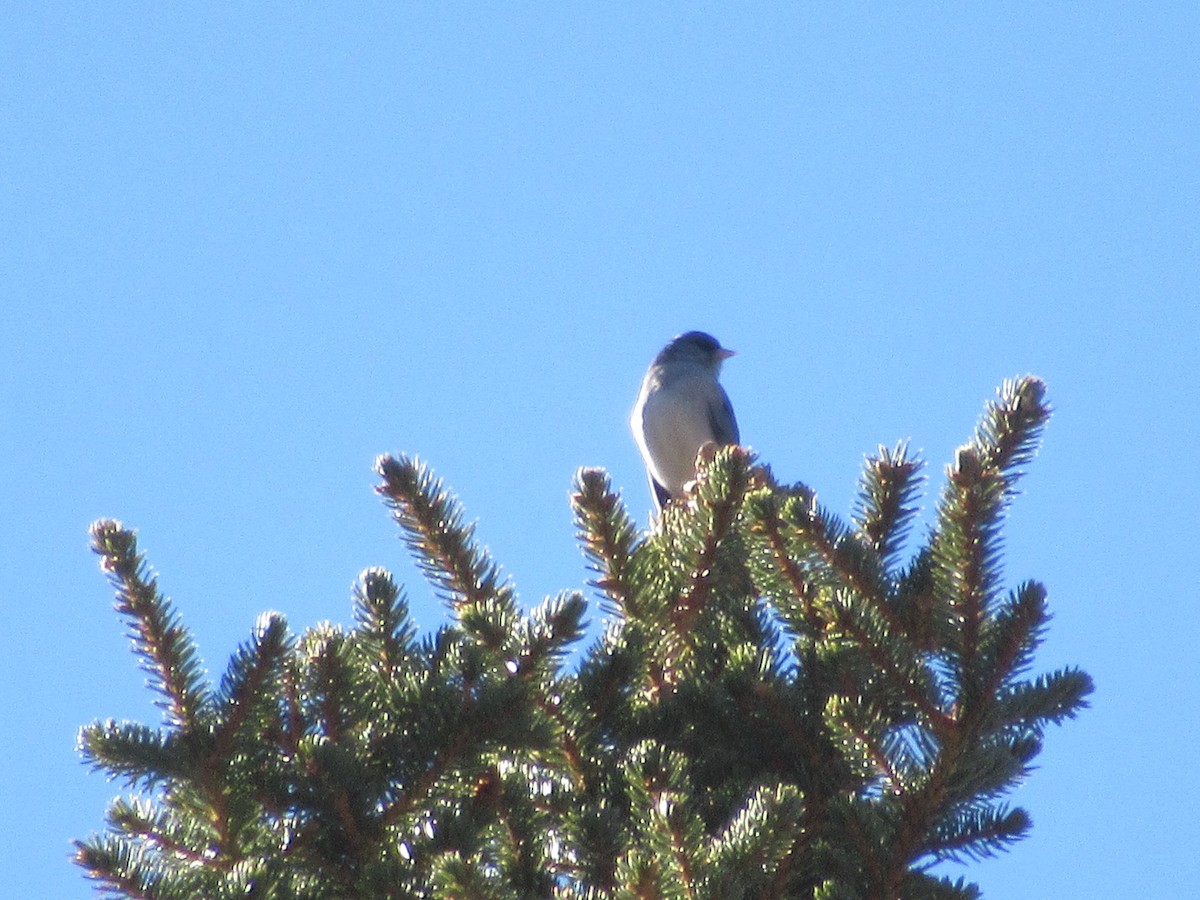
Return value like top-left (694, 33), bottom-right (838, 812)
top-left (76, 376), bottom-right (1091, 898)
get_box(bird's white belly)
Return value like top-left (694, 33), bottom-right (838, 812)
top-left (635, 382), bottom-right (715, 496)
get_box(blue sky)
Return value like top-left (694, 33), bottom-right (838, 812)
top-left (3, 4), bottom-right (1197, 897)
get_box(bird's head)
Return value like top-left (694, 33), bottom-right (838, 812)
top-left (655, 331), bottom-right (736, 371)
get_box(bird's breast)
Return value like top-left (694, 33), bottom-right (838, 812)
top-left (633, 376), bottom-right (719, 496)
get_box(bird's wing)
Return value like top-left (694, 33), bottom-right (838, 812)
top-left (707, 385), bottom-right (740, 445)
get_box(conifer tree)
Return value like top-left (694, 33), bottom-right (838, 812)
top-left (76, 376), bottom-right (1092, 898)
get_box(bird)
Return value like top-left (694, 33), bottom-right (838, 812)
top-left (630, 331), bottom-right (740, 512)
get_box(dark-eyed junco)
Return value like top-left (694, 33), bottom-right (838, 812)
top-left (630, 331), bottom-right (739, 511)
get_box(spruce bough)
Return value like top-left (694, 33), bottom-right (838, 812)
top-left (76, 377), bottom-right (1092, 898)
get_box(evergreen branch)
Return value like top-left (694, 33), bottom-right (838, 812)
top-left (831, 797), bottom-right (891, 893)
top-left (710, 783), bottom-right (807, 898)
top-left (429, 852), bottom-right (500, 899)
top-left (893, 548), bottom-right (939, 652)
top-left (923, 803), bottom-right (1031, 863)
top-left (352, 567), bottom-right (416, 684)
top-left (287, 630), bottom-right (380, 874)
top-left (482, 769), bottom-right (532, 888)
top-left (658, 803), bottom-right (699, 900)
top-left (107, 798), bottom-right (211, 865)
top-left (711, 781), bottom-right (805, 863)
top-left (636, 605), bottom-right (686, 702)
top-left (972, 376), bottom-right (1050, 494)
top-left (519, 593), bottom-right (591, 780)
top-left (278, 652), bottom-right (306, 757)
top-left (976, 581), bottom-right (1048, 701)
top-left (880, 746), bottom-right (960, 897)
top-left (572, 467), bottom-right (640, 616)
top-left (481, 766), bottom-right (563, 895)
top-left (304, 627), bottom-right (356, 744)
top-left (90, 520), bottom-right (208, 732)
top-left (457, 596), bottom-right (522, 664)
top-left (853, 442), bottom-right (925, 575)
top-left (932, 377), bottom-right (1050, 711)
top-left (670, 445), bottom-right (750, 636)
top-left (381, 728), bottom-right (471, 830)
top-left (986, 668), bottom-right (1094, 735)
top-left (519, 591), bottom-right (587, 679)
top-left (375, 455), bottom-right (516, 632)
top-left (289, 735), bottom-right (376, 883)
top-left (938, 737), bottom-right (1035, 809)
top-left (200, 612), bottom-right (289, 859)
top-left (934, 446), bottom-right (1006, 710)
top-left (78, 721), bottom-right (191, 789)
top-left (74, 838), bottom-right (159, 900)
top-left (897, 872), bottom-right (982, 900)
top-left (826, 590), bottom-right (952, 733)
top-left (745, 678), bottom-right (847, 888)
top-left (779, 490), bottom-right (902, 639)
top-left (880, 725), bottom-right (941, 784)
top-left (745, 488), bottom-right (822, 634)
top-left (574, 624), bottom-right (640, 744)
top-left (875, 687), bottom-right (1038, 893)
top-left (825, 695), bottom-right (903, 790)
top-left (625, 744), bottom-right (701, 900)
top-left (874, 699), bottom-right (1006, 896)
top-left (332, 788), bottom-right (368, 866)
top-left (214, 612), bottom-right (288, 756)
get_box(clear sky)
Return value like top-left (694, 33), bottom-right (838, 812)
top-left (3, 4), bottom-right (1197, 897)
